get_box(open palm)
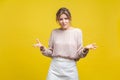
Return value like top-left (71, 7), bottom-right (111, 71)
top-left (85, 43), bottom-right (97, 50)
top-left (33, 39), bottom-right (42, 48)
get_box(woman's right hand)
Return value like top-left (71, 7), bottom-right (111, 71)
top-left (33, 38), bottom-right (42, 48)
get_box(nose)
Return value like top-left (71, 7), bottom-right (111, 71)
top-left (62, 19), bottom-right (66, 23)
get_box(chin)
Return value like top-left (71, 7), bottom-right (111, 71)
top-left (62, 26), bottom-right (68, 29)
top-left (61, 28), bottom-right (67, 30)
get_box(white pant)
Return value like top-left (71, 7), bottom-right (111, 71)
top-left (47, 57), bottom-right (79, 80)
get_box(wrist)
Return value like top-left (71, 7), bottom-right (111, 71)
top-left (40, 46), bottom-right (45, 51)
top-left (83, 48), bottom-right (89, 53)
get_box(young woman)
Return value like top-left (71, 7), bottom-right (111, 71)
top-left (33, 7), bottom-right (97, 80)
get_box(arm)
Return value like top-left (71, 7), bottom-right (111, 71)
top-left (76, 29), bottom-right (96, 60)
top-left (39, 46), bottom-right (53, 57)
top-left (75, 43), bottom-right (96, 61)
top-left (75, 29), bottom-right (89, 59)
top-left (33, 31), bottom-right (54, 57)
top-left (33, 39), bottom-right (53, 57)
top-left (80, 43), bottom-right (97, 57)
top-left (77, 47), bottom-right (89, 58)
top-left (76, 29), bottom-right (97, 59)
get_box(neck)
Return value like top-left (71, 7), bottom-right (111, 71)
top-left (60, 26), bottom-right (73, 30)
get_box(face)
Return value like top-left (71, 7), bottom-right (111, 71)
top-left (58, 14), bottom-right (70, 30)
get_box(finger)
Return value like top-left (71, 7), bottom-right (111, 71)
top-left (92, 43), bottom-right (96, 46)
top-left (93, 47), bottom-right (97, 49)
top-left (94, 44), bottom-right (98, 48)
top-left (36, 38), bottom-right (40, 43)
top-left (32, 44), bottom-right (36, 48)
top-left (90, 45), bottom-right (97, 50)
top-left (93, 46), bottom-right (97, 49)
top-left (92, 43), bottom-right (97, 48)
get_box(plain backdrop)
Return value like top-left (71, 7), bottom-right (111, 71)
top-left (0, 0), bottom-right (120, 80)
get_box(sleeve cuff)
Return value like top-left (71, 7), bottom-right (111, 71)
top-left (40, 46), bottom-right (45, 51)
top-left (83, 48), bottom-right (89, 54)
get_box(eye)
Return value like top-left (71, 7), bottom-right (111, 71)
top-left (59, 18), bottom-right (63, 21)
top-left (65, 18), bottom-right (69, 20)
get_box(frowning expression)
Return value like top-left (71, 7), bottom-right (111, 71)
top-left (58, 14), bottom-right (71, 29)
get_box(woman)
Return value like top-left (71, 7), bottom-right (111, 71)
top-left (33, 7), bottom-right (97, 80)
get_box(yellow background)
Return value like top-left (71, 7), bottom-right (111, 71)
top-left (0, 0), bottom-right (120, 80)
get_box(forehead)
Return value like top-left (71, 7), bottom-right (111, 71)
top-left (59, 14), bottom-right (68, 18)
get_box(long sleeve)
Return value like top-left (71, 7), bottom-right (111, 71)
top-left (76, 29), bottom-right (89, 59)
top-left (40, 31), bottom-right (54, 57)
top-left (39, 28), bottom-right (89, 60)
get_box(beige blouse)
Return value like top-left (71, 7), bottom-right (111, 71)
top-left (41, 28), bottom-right (89, 60)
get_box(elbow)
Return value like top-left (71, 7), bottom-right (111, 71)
top-left (41, 49), bottom-right (53, 57)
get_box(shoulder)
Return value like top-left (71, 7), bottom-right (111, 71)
top-left (50, 28), bottom-right (60, 35)
top-left (73, 27), bottom-right (82, 33)
top-left (51, 28), bottom-right (59, 32)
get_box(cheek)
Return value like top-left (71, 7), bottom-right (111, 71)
top-left (65, 19), bottom-right (70, 22)
top-left (58, 21), bottom-right (62, 25)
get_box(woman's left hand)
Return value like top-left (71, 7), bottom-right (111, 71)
top-left (85, 43), bottom-right (97, 50)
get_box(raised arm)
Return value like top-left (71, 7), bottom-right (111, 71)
top-left (33, 30), bottom-right (55, 57)
top-left (77, 43), bottom-right (97, 58)
top-left (76, 29), bottom-right (97, 59)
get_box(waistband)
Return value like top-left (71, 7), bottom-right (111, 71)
top-left (52, 57), bottom-right (75, 62)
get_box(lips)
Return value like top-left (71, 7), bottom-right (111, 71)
top-left (62, 23), bottom-right (67, 26)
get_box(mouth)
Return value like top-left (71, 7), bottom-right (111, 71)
top-left (62, 23), bottom-right (67, 26)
